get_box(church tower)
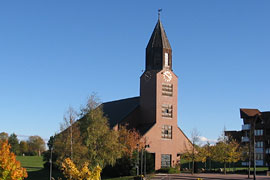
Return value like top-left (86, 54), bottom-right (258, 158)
top-left (101, 15), bottom-right (191, 170)
top-left (140, 17), bottom-right (177, 127)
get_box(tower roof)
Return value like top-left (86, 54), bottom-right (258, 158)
top-left (146, 19), bottom-right (171, 50)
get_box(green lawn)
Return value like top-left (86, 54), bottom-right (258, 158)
top-left (16, 156), bottom-right (64, 180)
top-left (16, 156), bottom-right (44, 172)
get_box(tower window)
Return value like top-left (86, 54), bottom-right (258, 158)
top-left (162, 104), bottom-right (173, 118)
top-left (165, 53), bottom-right (169, 67)
top-left (161, 125), bottom-right (172, 139)
top-left (162, 83), bottom-right (173, 96)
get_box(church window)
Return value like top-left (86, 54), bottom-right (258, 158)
top-left (162, 125), bottom-right (172, 139)
top-left (161, 154), bottom-right (171, 168)
top-left (162, 83), bottom-right (173, 96)
top-left (162, 104), bottom-right (173, 118)
top-left (165, 53), bottom-right (169, 67)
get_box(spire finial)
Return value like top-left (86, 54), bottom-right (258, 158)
top-left (158, 9), bottom-right (162, 20)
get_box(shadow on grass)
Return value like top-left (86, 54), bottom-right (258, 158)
top-left (27, 169), bottom-right (65, 180)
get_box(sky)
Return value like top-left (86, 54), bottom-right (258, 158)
top-left (0, 0), bottom-right (269, 144)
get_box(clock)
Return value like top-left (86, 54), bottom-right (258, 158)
top-left (144, 71), bottom-right (152, 81)
top-left (163, 71), bottom-right (172, 82)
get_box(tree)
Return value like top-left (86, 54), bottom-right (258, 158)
top-left (61, 158), bottom-right (101, 180)
top-left (0, 132), bottom-right (8, 141)
top-left (8, 133), bottom-right (20, 155)
top-left (118, 125), bottom-right (143, 157)
top-left (19, 141), bottom-right (28, 155)
top-left (27, 136), bottom-right (45, 156)
top-left (80, 104), bottom-right (123, 169)
top-left (0, 140), bottom-right (28, 180)
top-left (211, 131), bottom-right (241, 174)
top-left (53, 107), bottom-right (87, 168)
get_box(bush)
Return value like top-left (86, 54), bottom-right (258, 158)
top-left (156, 167), bottom-right (180, 174)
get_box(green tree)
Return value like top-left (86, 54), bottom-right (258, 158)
top-left (211, 131), bottom-right (241, 174)
top-left (80, 104), bottom-right (123, 169)
top-left (27, 136), bottom-right (45, 156)
top-left (8, 133), bottom-right (20, 155)
top-left (19, 141), bottom-right (28, 155)
top-left (53, 107), bottom-right (87, 167)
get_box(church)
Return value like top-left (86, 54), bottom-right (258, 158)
top-left (101, 17), bottom-right (192, 170)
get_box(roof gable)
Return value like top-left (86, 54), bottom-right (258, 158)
top-left (102, 97), bottom-right (140, 128)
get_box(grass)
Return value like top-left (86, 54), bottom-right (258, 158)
top-left (16, 156), bottom-right (44, 172)
top-left (16, 156), bottom-right (65, 180)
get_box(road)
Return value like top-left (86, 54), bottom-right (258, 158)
top-left (150, 173), bottom-right (270, 180)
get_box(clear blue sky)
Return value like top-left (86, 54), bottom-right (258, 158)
top-left (0, 0), bottom-right (269, 143)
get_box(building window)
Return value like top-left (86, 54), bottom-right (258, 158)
top-left (256, 153), bottom-right (264, 160)
top-left (254, 129), bottom-right (263, 136)
top-left (162, 83), bottom-right (173, 97)
top-left (162, 125), bottom-right (172, 139)
top-left (161, 154), bottom-right (171, 168)
top-left (255, 141), bottom-right (263, 148)
top-left (162, 104), bottom-right (173, 118)
top-left (266, 148), bottom-right (270, 154)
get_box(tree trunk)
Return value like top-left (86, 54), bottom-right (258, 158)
top-left (224, 161), bottom-right (226, 175)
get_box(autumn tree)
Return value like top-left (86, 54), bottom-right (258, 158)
top-left (103, 126), bottom-right (146, 177)
top-left (118, 125), bottom-right (143, 157)
top-left (0, 140), bottom-right (28, 180)
top-left (27, 136), bottom-right (45, 156)
top-left (8, 133), bottom-right (20, 155)
top-left (61, 158), bottom-right (101, 180)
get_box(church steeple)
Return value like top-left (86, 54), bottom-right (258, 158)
top-left (146, 18), bottom-right (172, 71)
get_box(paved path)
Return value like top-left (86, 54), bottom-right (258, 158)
top-left (150, 173), bottom-right (270, 180)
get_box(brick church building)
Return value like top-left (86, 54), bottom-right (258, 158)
top-left (101, 18), bottom-right (191, 170)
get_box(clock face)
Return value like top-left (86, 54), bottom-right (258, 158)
top-left (163, 71), bottom-right (172, 82)
top-left (144, 71), bottom-right (152, 81)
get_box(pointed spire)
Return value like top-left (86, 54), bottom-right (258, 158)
top-left (145, 13), bottom-right (173, 71)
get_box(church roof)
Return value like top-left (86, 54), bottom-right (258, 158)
top-left (146, 19), bottom-right (171, 50)
top-left (102, 96), bottom-right (140, 128)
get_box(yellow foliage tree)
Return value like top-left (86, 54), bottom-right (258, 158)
top-left (0, 140), bottom-right (28, 180)
top-left (61, 158), bottom-right (101, 180)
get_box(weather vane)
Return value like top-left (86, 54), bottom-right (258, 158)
top-left (158, 9), bottom-right (162, 19)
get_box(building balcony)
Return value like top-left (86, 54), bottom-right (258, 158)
top-left (256, 148), bottom-right (264, 153)
top-left (256, 160), bottom-right (263, 166)
top-left (242, 136), bottom-right (249, 142)
top-left (242, 124), bottom-right (251, 131)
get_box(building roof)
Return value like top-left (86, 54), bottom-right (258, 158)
top-left (102, 96), bottom-right (140, 128)
top-left (146, 19), bottom-right (171, 50)
top-left (240, 108), bottom-right (261, 118)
